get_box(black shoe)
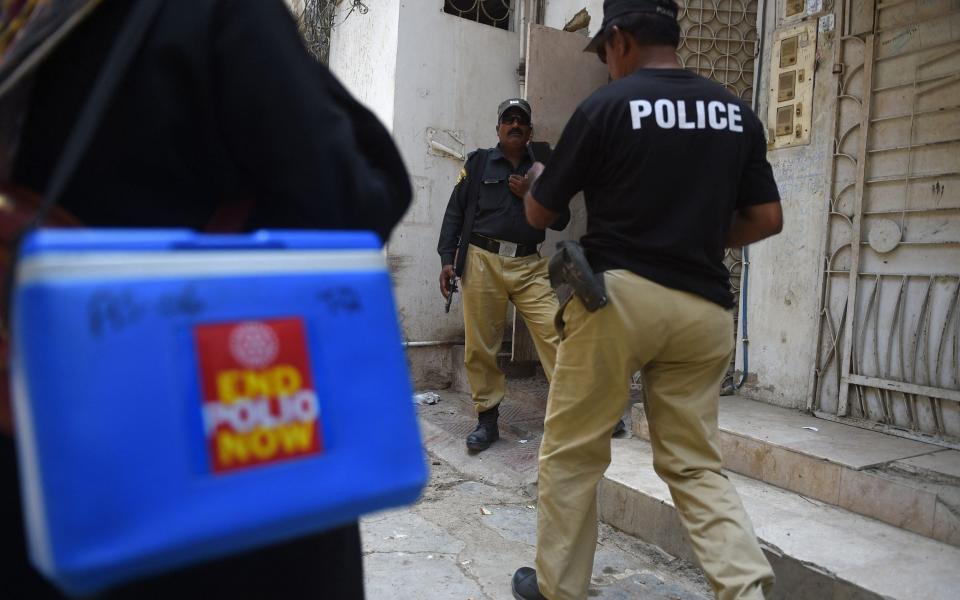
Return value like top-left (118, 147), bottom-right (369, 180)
top-left (466, 404), bottom-right (500, 452)
top-left (511, 567), bottom-right (547, 600)
top-left (612, 418), bottom-right (626, 437)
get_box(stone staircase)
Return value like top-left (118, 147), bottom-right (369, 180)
top-left (426, 347), bottom-right (960, 598)
top-left (602, 396), bottom-right (960, 599)
top-left (633, 397), bottom-right (960, 546)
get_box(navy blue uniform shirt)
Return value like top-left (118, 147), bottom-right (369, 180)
top-left (438, 144), bottom-right (570, 266)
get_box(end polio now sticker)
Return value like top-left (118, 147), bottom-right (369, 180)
top-left (194, 318), bottom-right (323, 473)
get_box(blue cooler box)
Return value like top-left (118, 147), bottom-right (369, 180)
top-left (11, 229), bottom-right (428, 596)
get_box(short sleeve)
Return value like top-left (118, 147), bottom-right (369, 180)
top-left (531, 108), bottom-right (601, 213)
top-left (736, 116), bottom-right (781, 209)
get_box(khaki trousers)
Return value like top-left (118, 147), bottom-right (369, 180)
top-left (461, 243), bottom-right (559, 413)
top-left (535, 270), bottom-right (774, 600)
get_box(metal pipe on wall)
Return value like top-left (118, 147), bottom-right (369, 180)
top-left (736, 0), bottom-right (770, 390)
top-left (402, 340), bottom-right (464, 348)
top-left (518, 0), bottom-right (546, 97)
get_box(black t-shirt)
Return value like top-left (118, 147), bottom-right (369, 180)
top-left (12, 0), bottom-right (410, 242)
top-left (532, 68), bottom-right (780, 308)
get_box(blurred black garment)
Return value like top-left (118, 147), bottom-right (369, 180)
top-left (4, 0), bottom-right (412, 598)
top-left (1, 436), bottom-right (62, 599)
top-left (13, 0), bottom-right (409, 239)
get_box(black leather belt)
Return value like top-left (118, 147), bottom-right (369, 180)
top-left (470, 234), bottom-right (538, 258)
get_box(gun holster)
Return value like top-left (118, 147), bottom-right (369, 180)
top-left (548, 241), bottom-right (608, 339)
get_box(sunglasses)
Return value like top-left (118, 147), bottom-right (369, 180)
top-left (500, 114), bottom-right (531, 126)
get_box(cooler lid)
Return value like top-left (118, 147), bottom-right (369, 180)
top-left (15, 230), bottom-right (387, 284)
top-left (18, 229), bottom-right (382, 256)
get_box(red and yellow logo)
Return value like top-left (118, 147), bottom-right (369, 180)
top-left (195, 318), bottom-right (323, 473)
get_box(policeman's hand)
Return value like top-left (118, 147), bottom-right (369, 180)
top-left (439, 264), bottom-right (456, 299)
top-left (508, 174), bottom-right (530, 199)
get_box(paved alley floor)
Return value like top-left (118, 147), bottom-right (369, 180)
top-left (360, 387), bottom-right (711, 600)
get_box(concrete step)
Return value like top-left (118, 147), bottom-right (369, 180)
top-left (415, 381), bottom-right (633, 488)
top-left (414, 388), bottom-right (547, 490)
top-left (599, 437), bottom-right (960, 599)
top-left (632, 396), bottom-right (960, 547)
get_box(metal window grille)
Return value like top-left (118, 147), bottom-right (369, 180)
top-left (673, 1), bottom-right (761, 391)
top-left (811, 0), bottom-right (960, 447)
top-left (444, 0), bottom-right (513, 31)
top-left (677, 1), bottom-right (760, 105)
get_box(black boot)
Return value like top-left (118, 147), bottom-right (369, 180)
top-left (466, 404), bottom-right (500, 452)
top-left (511, 567), bottom-right (547, 600)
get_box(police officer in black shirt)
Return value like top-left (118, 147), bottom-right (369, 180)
top-left (510, 1), bottom-right (782, 599)
top-left (437, 98), bottom-right (569, 453)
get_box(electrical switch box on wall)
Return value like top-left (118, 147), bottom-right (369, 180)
top-left (784, 0), bottom-right (805, 19)
top-left (767, 21), bottom-right (817, 149)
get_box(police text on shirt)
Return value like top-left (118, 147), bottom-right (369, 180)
top-left (629, 99), bottom-right (744, 132)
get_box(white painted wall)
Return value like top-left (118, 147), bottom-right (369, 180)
top-left (389, 3), bottom-right (521, 346)
top-left (327, 1), bottom-right (522, 385)
top-left (328, 0), bottom-right (401, 129)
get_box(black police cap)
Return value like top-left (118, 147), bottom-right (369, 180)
top-left (583, 0), bottom-right (680, 53)
top-left (497, 98), bottom-right (532, 123)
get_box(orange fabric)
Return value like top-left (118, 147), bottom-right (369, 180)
top-left (0, 0), bottom-right (46, 57)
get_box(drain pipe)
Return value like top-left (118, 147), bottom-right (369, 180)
top-left (736, 246), bottom-right (751, 389)
top-left (402, 340), bottom-right (463, 348)
top-left (518, 0), bottom-right (546, 96)
top-left (736, 0), bottom-right (769, 390)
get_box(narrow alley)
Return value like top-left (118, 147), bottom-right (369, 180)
top-left (361, 384), bottom-right (711, 600)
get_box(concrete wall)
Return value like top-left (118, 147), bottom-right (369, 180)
top-left (322, 0), bottom-right (844, 405)
top-left (734, 4), bottom-right (837, 409)
top-left (327, 2), bottom-right (523, 387)
top-left (389, 1), bottom-right (522, 347)
top-left (328, 0), bottom-right (401, 129)
top-left (537, 0), bottom-right (836, 410)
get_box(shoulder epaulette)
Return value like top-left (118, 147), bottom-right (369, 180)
top-left (457, 148), bottom-right (485, 184)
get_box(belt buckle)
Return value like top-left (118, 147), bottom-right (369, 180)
top-left (498, 241), bottom-right (518, 258)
